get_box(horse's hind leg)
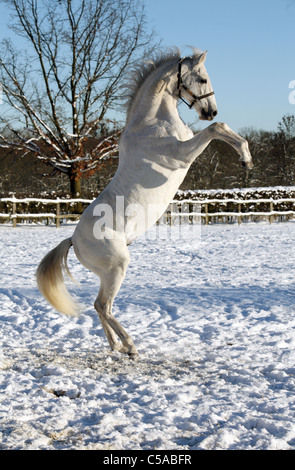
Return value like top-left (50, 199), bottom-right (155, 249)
top-left (94, 252), bottom-right (138, 356)
top-left (72, 230), bottom-right (138, 355)
top-left (95, 293), bottom-right (138, 356)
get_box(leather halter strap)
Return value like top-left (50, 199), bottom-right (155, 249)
top-left (177, 58), bottom-right (215, 109)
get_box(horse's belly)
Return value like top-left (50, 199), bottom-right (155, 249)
top-left (124, 168), bottom-right (188, 242)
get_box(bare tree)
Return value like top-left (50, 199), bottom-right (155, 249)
top-left (272, 114), bottom-right (295, 185)
top-left (0, 0), bottom-right (155, 197)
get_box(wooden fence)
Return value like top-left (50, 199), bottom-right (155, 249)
top-left (0, 196), bottom-right (295, 227)
top-left (166, 197), bottom-right (295, 225)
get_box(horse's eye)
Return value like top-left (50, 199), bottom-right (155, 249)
top-left (200, 78), bottom-right (207, 84)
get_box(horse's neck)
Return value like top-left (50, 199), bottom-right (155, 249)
top-left (126, 62), bottom-right (180, 132)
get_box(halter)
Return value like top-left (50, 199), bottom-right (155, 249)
top-left (177, 57), bottom-right (215, 109)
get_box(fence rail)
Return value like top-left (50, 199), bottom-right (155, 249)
top-left (1, 196), bottom-right (295, 227)
top-left (0, 197), bottom-right (92, 228)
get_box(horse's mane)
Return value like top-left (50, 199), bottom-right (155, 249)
top-left (123, 47), bottom-right (202, 118)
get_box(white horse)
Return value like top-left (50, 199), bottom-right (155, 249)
top-left (37, 49), bottom-right (253, 356)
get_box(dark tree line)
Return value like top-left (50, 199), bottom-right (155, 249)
top-left (1, 113), bottom-right (295, 197)
top-left (181, 114), bottom-right (295, 191)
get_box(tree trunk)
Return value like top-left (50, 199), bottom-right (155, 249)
top-left (69, 173), bottom-right (83, 213)
top-left (70, 174), bottom-right (81, 197)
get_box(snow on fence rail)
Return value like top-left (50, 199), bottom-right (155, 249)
top-left (1, 195), bottom-right (295, 227)
top-left (0, 197), bottom-right (92, 228)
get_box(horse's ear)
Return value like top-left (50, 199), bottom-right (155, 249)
top-left (198, 51), bottom-right (207, 64)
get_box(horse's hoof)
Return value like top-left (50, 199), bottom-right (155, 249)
top-left (128, 352), bottom-right (138, 360)
top-left (241, 160), bottom-right (253, 170)
top-left (127, 344), bottom-right (139, 358)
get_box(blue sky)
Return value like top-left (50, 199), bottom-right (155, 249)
top-left (144, 0), bottom-right (295, 132)
top-left (0, 0), bottom-right (294, 133)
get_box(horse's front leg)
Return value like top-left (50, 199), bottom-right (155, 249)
top-left (177, 122), bottom-right (253, 169)
top-left (208, 122), bottom-right (253, 169)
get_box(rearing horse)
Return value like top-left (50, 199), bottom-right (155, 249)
top-left (37, 49), bottom-right (253, 356)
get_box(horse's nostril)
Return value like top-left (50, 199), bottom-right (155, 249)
top-left (212, 110), bottom-right (217, 117)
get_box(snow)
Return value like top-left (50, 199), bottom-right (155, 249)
top-left (1, 221), bottom-right (295, 450)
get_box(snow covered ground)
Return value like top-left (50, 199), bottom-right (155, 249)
top-left (1, 221), bottom-right (295, 450)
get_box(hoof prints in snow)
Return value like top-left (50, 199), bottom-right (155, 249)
top-left (1, 223), bottom-right (295, 450)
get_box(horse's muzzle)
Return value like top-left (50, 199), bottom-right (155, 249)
top-left (200, 109), bottom-right (218, 121)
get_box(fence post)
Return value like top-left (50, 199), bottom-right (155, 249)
top-left (269, 201), bottom-right (274, 224)
top-left (56, 201), bottom-right (60, 228)
top-left (205, 203), bottom-right (209, 225)
top-left (12, 200), bottom-right (16, 228)
top-left (238, 203), bottom-right (242, 225)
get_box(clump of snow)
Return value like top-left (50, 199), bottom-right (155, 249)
top-left (1, 222), bottom-right (295, 450)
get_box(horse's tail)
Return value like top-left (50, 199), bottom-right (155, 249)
top-left (36, 238), bottom-right (79, 316)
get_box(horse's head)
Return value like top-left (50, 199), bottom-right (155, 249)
top-left (177, 52), bottom-right (217, 121)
